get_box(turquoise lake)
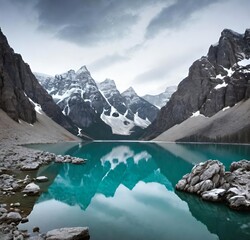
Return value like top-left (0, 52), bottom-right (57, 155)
top-left (20, 142), bottom-right (250, 240)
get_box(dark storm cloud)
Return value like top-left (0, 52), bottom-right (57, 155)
top-left (32, 0), bottom-right (166, 46)
top-left (146, 0), bottom-right (220, 38)
top-left (89, 53), bottom-right (129, 71)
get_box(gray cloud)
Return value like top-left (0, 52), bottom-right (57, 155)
top-left (32, 0), bottom-right (166, 46)
top-left (134, 66), bottom-right (168, 84)
top-left (146, 0), bottom-right (220, 38)
top-left (89, 54), bottom-right (129, 72)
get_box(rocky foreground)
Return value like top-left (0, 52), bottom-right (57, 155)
top-left (176, 159), bottom-right (250, 210)
top-left (0, 144), bottom-right (89, 240)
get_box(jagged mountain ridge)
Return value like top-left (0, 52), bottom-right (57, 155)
top-left (144, 29), bottom-right (250, 142)
top-left (36, 69), bottom-right (159, 139)
top-left (142, 86), bottom-right (177, 108)
top-left (0, 28), bottom-right (78, 135)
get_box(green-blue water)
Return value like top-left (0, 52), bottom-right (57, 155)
top-left (20, 142), bottom-right (250, 240)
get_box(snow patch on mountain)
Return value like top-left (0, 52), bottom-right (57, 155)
top-left (27, 98), bottom-right (43, 115)
top-left (214, 82), bottom-right (228, 90)
top-left (191, 111), bottom-right (207, 118)
top-left (23, 91), bottom-right (43, 115)
top-left (101, 110), bottom-right (134, 135)
top-left (134, 112), bottom-right (151, 128)
top-left (238, 58), bottom-right (250, 66)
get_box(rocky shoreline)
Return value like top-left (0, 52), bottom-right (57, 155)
top-left (0, 142), bottom-right (89, 240)
top-left (176, 159), bottom-right (250, 210)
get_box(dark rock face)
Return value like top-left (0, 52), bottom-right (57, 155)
top-left (99, 79), bottom-right (127, 115)
top-left (121, 87), bottom-right (159, 122)
top-left (37, 72), bottom-right (159, 140)
top-left (0, 29), bottom-right (77, 134)
top-left (144, 29), bottom-right (250, 140)
top-left (176, 160), bottom-right (250, 211)
top-left (37, 69), bottom-right (114, 139)
top-left (0, 32), bottom-right (36, 124)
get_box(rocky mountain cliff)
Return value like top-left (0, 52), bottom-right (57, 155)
top-left (36, 71), bottom-right (159, 140)
top-left (144, 29), bottom-right (250, 142)
top-left (0, 29), bottom-right (77, 135)
top-left (142, 86), bottom-right (177, 108)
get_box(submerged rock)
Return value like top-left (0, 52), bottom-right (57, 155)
top-left (55, 155), bottom-right (86, 164)
top-left (176, 159), bottom-right (250, 211)
top-left (71, 158), bottom-right (86, 165)
top-left (46, 227), bottom-right (89, 240)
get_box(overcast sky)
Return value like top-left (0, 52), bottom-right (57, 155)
top-left (0, 0), bottom-right (249, 95)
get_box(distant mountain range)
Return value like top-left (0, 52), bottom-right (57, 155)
top-left (143, 29), bottom-right (250, 143)
top-left (35, 68), bottom-right (159, 140)
top-left (1, 26), bottom-right (249, 143)
top-left (143, 86), bottom-right (177, 109)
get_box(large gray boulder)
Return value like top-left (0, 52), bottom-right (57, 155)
top-left (6, 212), bottom-right (22, 223)
top-left (21, 163), bottom-right (40, 171)
top-left (176, 159), bottom-right (250, 210)
top-left (46, 227), bottom-right (89, 240)
top-left (22, 182), bottom-right (40, 195)
top-left (176, 160), bottom-right (225, 194)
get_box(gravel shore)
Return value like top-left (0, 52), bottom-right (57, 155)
top-left (0, 109), bottom-right (90, 239)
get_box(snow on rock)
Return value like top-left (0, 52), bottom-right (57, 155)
top-left (191, 111), bottom-right (206, 118)
top-left (238, 58), bottom-right (250, 66)
top-left (24, 92), bottom-right (43, 115)
top-left (77, 127), bottom-right (83, 137)
top-left (134, 112), bottom-right (151, 128)
top-left (101, 109), bottom-right (134, 135)
top-left (222, 106), bottom-right (230, 111)
top-left (215, 74), bottom-right (225, 80)
top-left (214, 81), bottom-right (228, 90)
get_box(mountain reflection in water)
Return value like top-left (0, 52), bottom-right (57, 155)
top-left (21, 142), bottom-right (250, 240)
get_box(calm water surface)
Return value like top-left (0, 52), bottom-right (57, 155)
top-left (20, 142), bottom-right (250, 240)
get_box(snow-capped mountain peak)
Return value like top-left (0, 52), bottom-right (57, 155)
top-left (37, 66), bottom-right (159, 139)
top-left (142, 86), bottom-right (177, 108)
top-left (122, 87), bottom-right (137, 97)
top-left (99, 79), bottom-right (117, 91)
top-left (76, 65), bottom-right (89, 75)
